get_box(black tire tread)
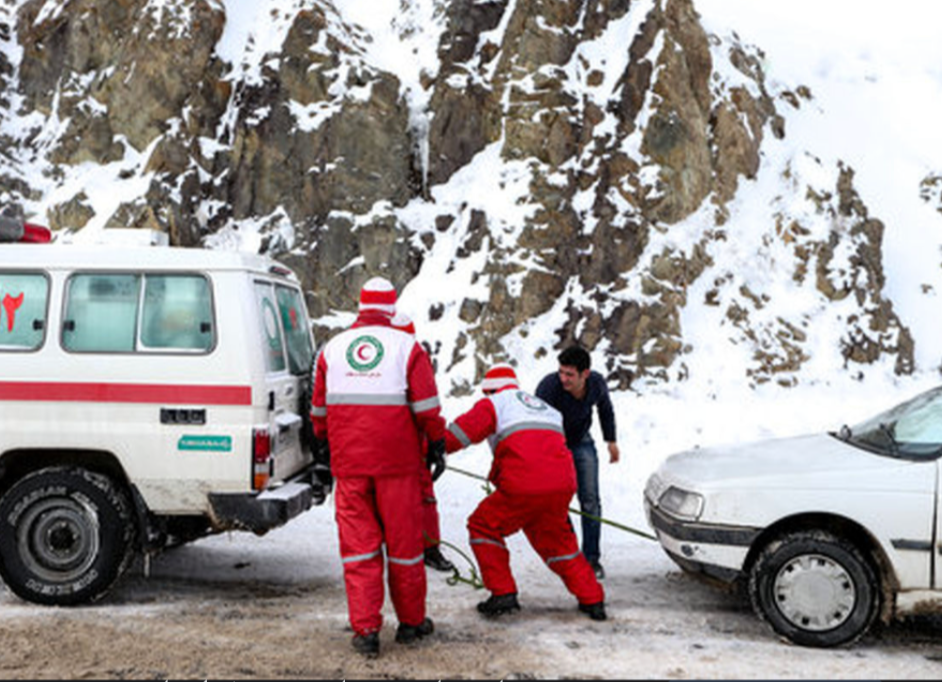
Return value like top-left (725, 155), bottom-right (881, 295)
top-left (0, 465), bottom-right (135, 606)
top-left (749, 528), bottom-right (880, 648)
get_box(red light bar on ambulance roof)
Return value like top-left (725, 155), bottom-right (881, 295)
top-left (22, 223), bottom-right (52, 243)
top-left (269, 264), bottom-right (292, 278)
top-left (0, 216), bottom-right (52, 243)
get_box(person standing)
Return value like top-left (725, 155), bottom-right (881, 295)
top-left (536, 346), bottom-right (619, 579)
top-left (391, 311), bottom-right (456, 573)
top-left (444, 363), bottom-right (606, 621)
top-left (311, 277), bottom-right (446, 657)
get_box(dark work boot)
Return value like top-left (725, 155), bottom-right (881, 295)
top-left (477, 593), bottom-right (521, 617)
top-left (579, 601), bottom-right (607, 621)
top-left (424, 545), bottom-right (456, 572)
top-left (352, 631), bottom-right (380, 657)
top-left (395, 617), bottom-right (435, 644)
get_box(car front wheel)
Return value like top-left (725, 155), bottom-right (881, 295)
top-left (749, 529), bottom-right (880, 647)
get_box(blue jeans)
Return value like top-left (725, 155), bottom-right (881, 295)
top-left (570, 434), bottom-right (601, 565)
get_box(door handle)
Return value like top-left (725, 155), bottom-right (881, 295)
top-left (275, 412), bottom-right (302, 433)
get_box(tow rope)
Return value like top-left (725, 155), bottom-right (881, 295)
top-left (434, 464), bottom-right (658, 590)
top-left (445, 464), bottom-right (658, 542)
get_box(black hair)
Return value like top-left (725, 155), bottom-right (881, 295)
top-left (558, 346), bottom-right (590, 372)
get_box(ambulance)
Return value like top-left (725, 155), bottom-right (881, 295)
top-left (0, 221), bottom-right (329, 605)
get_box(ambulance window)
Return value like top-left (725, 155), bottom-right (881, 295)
top-left (140, 275), bottom-right (213, 352)
top-left (275, 284), bottom-right (313, 375)
top-left (63, 274), bottom-right (140, 352)
top-left (255, 282), bottom-right (286, 372)
top-left (0, 272), bottom-right (49, 351)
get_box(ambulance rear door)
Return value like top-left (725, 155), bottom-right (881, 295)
top-left (253, 278), bottom-right (315, 485)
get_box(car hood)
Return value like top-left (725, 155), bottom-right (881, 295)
top-left (657, 432), bottom-right (925, 492)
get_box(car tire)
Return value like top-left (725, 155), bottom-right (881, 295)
top-left (0, 466), bottom-right (135, 606)
top-left (749, 529), bottom-right (880, 647)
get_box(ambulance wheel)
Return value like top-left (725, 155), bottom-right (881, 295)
top-left (0, 466), bottom-right (135, 605)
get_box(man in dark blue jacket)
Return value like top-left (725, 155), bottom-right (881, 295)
top-left (536, 346), bottom-right (620, 579)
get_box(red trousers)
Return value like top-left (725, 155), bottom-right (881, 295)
top-left (335, 474), bottom-right (426, 635)
top-left (467, 489), bottom-right (604, 605)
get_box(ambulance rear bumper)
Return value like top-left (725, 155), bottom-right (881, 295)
top-left (208, 465), bottom-right (330, 534)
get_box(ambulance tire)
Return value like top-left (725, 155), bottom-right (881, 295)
top-left (0, 466), bottom-right (135, 606)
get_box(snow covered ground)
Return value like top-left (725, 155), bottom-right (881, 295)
top-left (0, 487), bottom-right (940, 679)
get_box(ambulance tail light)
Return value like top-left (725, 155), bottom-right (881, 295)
top-left (252, 427), bottom-right (272, 491)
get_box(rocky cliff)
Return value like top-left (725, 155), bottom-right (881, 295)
top-left (0, 0), bottom-right (935, 391)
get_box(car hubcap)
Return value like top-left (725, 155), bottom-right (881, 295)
top-left (17, 497), bottom-right (100, 583)
top-left (773, 553), bottom-right (856, 631)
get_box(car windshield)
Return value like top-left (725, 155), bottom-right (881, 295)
top-left (837, 387), bottom-right (942, 460)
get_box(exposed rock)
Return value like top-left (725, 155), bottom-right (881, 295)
top-left (728, 162), bottom-right (916, 384)
top-left (919, 172), bottom-right (941, 213)
top-left (17, 0), bottom-right (225, 163)
top-left (48, 192), bottom-right (95, 231)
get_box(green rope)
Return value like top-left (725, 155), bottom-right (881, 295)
top-left (440, 538), bottom-right (485, 590)
top-left (424, 531), bottom-right (484, 589)
top-left (445, 464), bottom-right (657, 542)
top-left (568, 506), bottom-right (657, 542)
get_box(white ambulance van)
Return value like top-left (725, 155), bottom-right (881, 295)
top-left (0, 225), bottom-right (329, 605)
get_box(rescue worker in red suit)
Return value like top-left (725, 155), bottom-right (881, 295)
top-left (391, 311), bottom-right (456, 573)
top-left (444, 363), bottom-right (607, 620)
top-left (311, 277), bottom-right (447, 657)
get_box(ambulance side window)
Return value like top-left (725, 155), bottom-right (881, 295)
top-left (0, 272), bottom-right (49, 351)
top-left (63, 274), bottom-right (140, 352)
top-left (275, 284), bottom-right (313, 375)
top-left (255, 282), bottom-right (286, 372)
top-left (140, 275), bottom-right (213, 352)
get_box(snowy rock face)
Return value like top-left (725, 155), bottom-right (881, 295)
top-left (421, 0), bottom-right (791, 386)
top-left (0, 0), bottom-right (921, 390)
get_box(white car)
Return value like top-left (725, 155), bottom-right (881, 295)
top-left (645, 386), bottom-right (941, 647)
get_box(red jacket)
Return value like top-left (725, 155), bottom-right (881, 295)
top-left (445, 387), bottom-right (576, 496)
top-left (311, 312), bottom-right (445, 477)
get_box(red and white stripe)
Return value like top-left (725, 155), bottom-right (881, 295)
top-left (481, 363), bottom-right (519, 392)
top-left (358, 277), bottom-right (397, 316)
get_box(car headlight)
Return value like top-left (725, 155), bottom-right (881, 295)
top-left (644, 473), bottom-right (664, 504)
top-left (658, 486), bottom-right (704, 521)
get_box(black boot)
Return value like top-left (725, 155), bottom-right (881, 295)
top-left (477, 593), bottom-right (521, 617)
top-left (424, 545), bottom-right (456, 572)
top-left (579, 601), bottom-right (607, 621)
top-left (352, 631), bottom-right (380, 657)
top-left (395, 617), bottom-right (435, 644)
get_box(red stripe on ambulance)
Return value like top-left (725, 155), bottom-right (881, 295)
top-left (0, 381), bottom-right (252, 405)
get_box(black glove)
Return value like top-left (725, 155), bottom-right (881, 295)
top-left (426, 438), bottom-right (446, 482)
top-left (316, 464), bottom-right (334, 490)
top-left (312, 438), bottom-right (333, 490)
top-left (313, 438), bottom-right (330, 467)
top-left (309, 440), bottom-right (331, 493)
